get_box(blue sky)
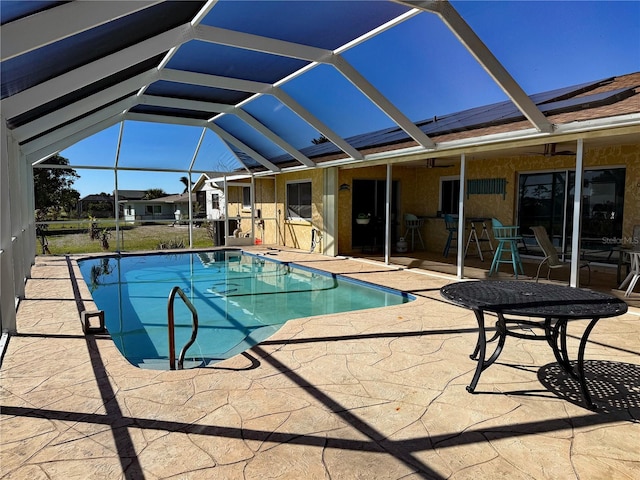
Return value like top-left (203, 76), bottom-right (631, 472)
top-left (59, 1), bottom-right (640, 198)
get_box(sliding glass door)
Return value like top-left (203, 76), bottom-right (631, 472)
top-left (517, 168), bottom-right (625, 262)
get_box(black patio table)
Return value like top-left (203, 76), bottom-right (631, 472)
top-left (440, 280), bottom-right (628, 409)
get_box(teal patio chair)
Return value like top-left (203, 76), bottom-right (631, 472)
top-left (488, 218), bottom-right (524, 278)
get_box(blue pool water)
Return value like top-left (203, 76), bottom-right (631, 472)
top-left (78, 250), bottom-right (413, 369)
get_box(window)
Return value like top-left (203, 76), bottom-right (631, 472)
top-left (517, 167), bottom-right (625, 262)
top-left (145, 205), bottom-right (161, 215)
top-left (440, 177), bottom-right (460, 214)
top-left (211, 193), bottom-right (219, 210)
top-left (242, 187), bottom-right (251, 209)
top-left (286, 181), bottom-right (312, 220)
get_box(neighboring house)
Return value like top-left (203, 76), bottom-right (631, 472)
top-left (192, 174), bottom-right (224, 220)
top-left (197, 175), bottom-right (226, 220)
top-left (120, 193), bottom-right (194, 223)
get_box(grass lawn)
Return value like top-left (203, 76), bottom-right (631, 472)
top-left (41, 224), bottom-right (216, 255)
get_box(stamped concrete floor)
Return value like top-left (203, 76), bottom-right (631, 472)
top-left (1, 248), bottom-right (639, 479)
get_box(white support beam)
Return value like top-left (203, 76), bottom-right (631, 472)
top-left (25, 114), bottom-right (124, 164)
top-left (160, 69), bottom-right (271, 94)
top-left (457, 152), bottom-right (466, 279)
top-left (125, 112), bottom-right (208, 128)
top-left (193, 25), bottom-right (332, 62)
top-left (12, 70), bottom-right (158, 143)
top-left (272, 88), bottom-right (364, 160)
top-left (2, 24), bottom-right (193, 119)
top-left (141, 94), bottom-right (234, 114)
top-left (0, 121), bottom-right (18, 333)
top-left (234, 109), bottom-right (316, 167)
top-left (207, 123), bottom-right (281, 172)
top-left (398, 0), bottom-right (553, 133)
top-left (331, 55), bottom-right (435, 149)
top-left (1, 1), bottom-right (163, 61)
top-left (570, 138), bottom-right (585, 288)
top-left (21, 97), bottom-right (137, 155)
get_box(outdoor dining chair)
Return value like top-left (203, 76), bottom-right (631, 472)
top-left (530, 225), bottom-right (590, 284)
top-left (488, 218), bottom-right (524, 278)
top-left (443, 214), bottom-right (458, 257)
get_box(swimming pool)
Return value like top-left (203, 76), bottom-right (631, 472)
top-left (78, 250), bottom-right (413, 369)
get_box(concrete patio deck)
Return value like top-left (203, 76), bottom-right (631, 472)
top-left (1, 248), bottom-right (639, 479)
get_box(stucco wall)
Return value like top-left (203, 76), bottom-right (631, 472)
top-left (334, 143), bottom-right (640, 255)
top-left (275, 169), bottom-right (324, 251)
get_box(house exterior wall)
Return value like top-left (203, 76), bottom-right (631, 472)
top-left (254, 178), bottom-right (277, 245)
top-left (275, 169), bottom-right (324, 251)
top-left (202, 183), bottom-right (225, 220)
top-left (264, 143), bottom-right (638, 257)
top-left (122, 202), bottom-right (176, 222)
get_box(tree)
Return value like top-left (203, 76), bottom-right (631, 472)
top-left (142, 188), bottom-right (167, 200)
top-left (33, 154), bottom-right (80, 214)
top-left (179, 176), bottom-right (190, 194)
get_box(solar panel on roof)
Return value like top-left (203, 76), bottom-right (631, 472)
top-left (227, 144), bottom-right (259, 170)
top-left (268, 83), bottom-right (638, 165)
top-left (531, 77), bottom-right (613, 104)
top-left (540, 87), bottom-right (636, 115)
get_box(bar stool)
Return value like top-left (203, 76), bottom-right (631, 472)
top-left (464, 220), bottom-right (494, 261)
top-left (404, 214), bottom-right (425, 250)
top-left (489, 218), bottom-right (524, 278)
top-left (443, 214), bottom-right (458, 257)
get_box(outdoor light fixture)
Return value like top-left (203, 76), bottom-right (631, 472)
top-left (339, 183), bottom-right (350, 191)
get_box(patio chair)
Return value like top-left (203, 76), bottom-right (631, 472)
top-left (489, 218), bottom-right (524, 278)
top-left (530, 225), bottom-right (590, 284)
top-left (443, 214), bottom-right (458, 257)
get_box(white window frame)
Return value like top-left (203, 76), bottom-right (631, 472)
top-left (286, 180), bottom-right (312, 221)
top-left (439, 175), bottom-right (460, 214)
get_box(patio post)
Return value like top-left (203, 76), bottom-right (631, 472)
top-left (223, 175), bottom-right (229, 244)
top-left (187, 174), bottom-right (193, 248)
top-left (114, 121), bottom-right (124, 252)
top-left (188, 127), bottom-right (207, 249)
top-left (570, 138), bottom-right (585, 288)
top-left (385, 163), bottom-right (392, 265)
top-left (250, 175), bottom-right (255, 242)
top-left (0, 121), bottom-right (18, 333)
top-left (456, 153), bottom-right (467, 279)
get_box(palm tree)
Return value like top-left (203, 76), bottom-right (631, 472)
top-left (179, 176), bottom-right (190, 194)
top-left (142, 188), bottom-right (166, 200)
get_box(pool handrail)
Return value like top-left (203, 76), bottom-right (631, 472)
top-left (167, 286), bottom-right (199, 370)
